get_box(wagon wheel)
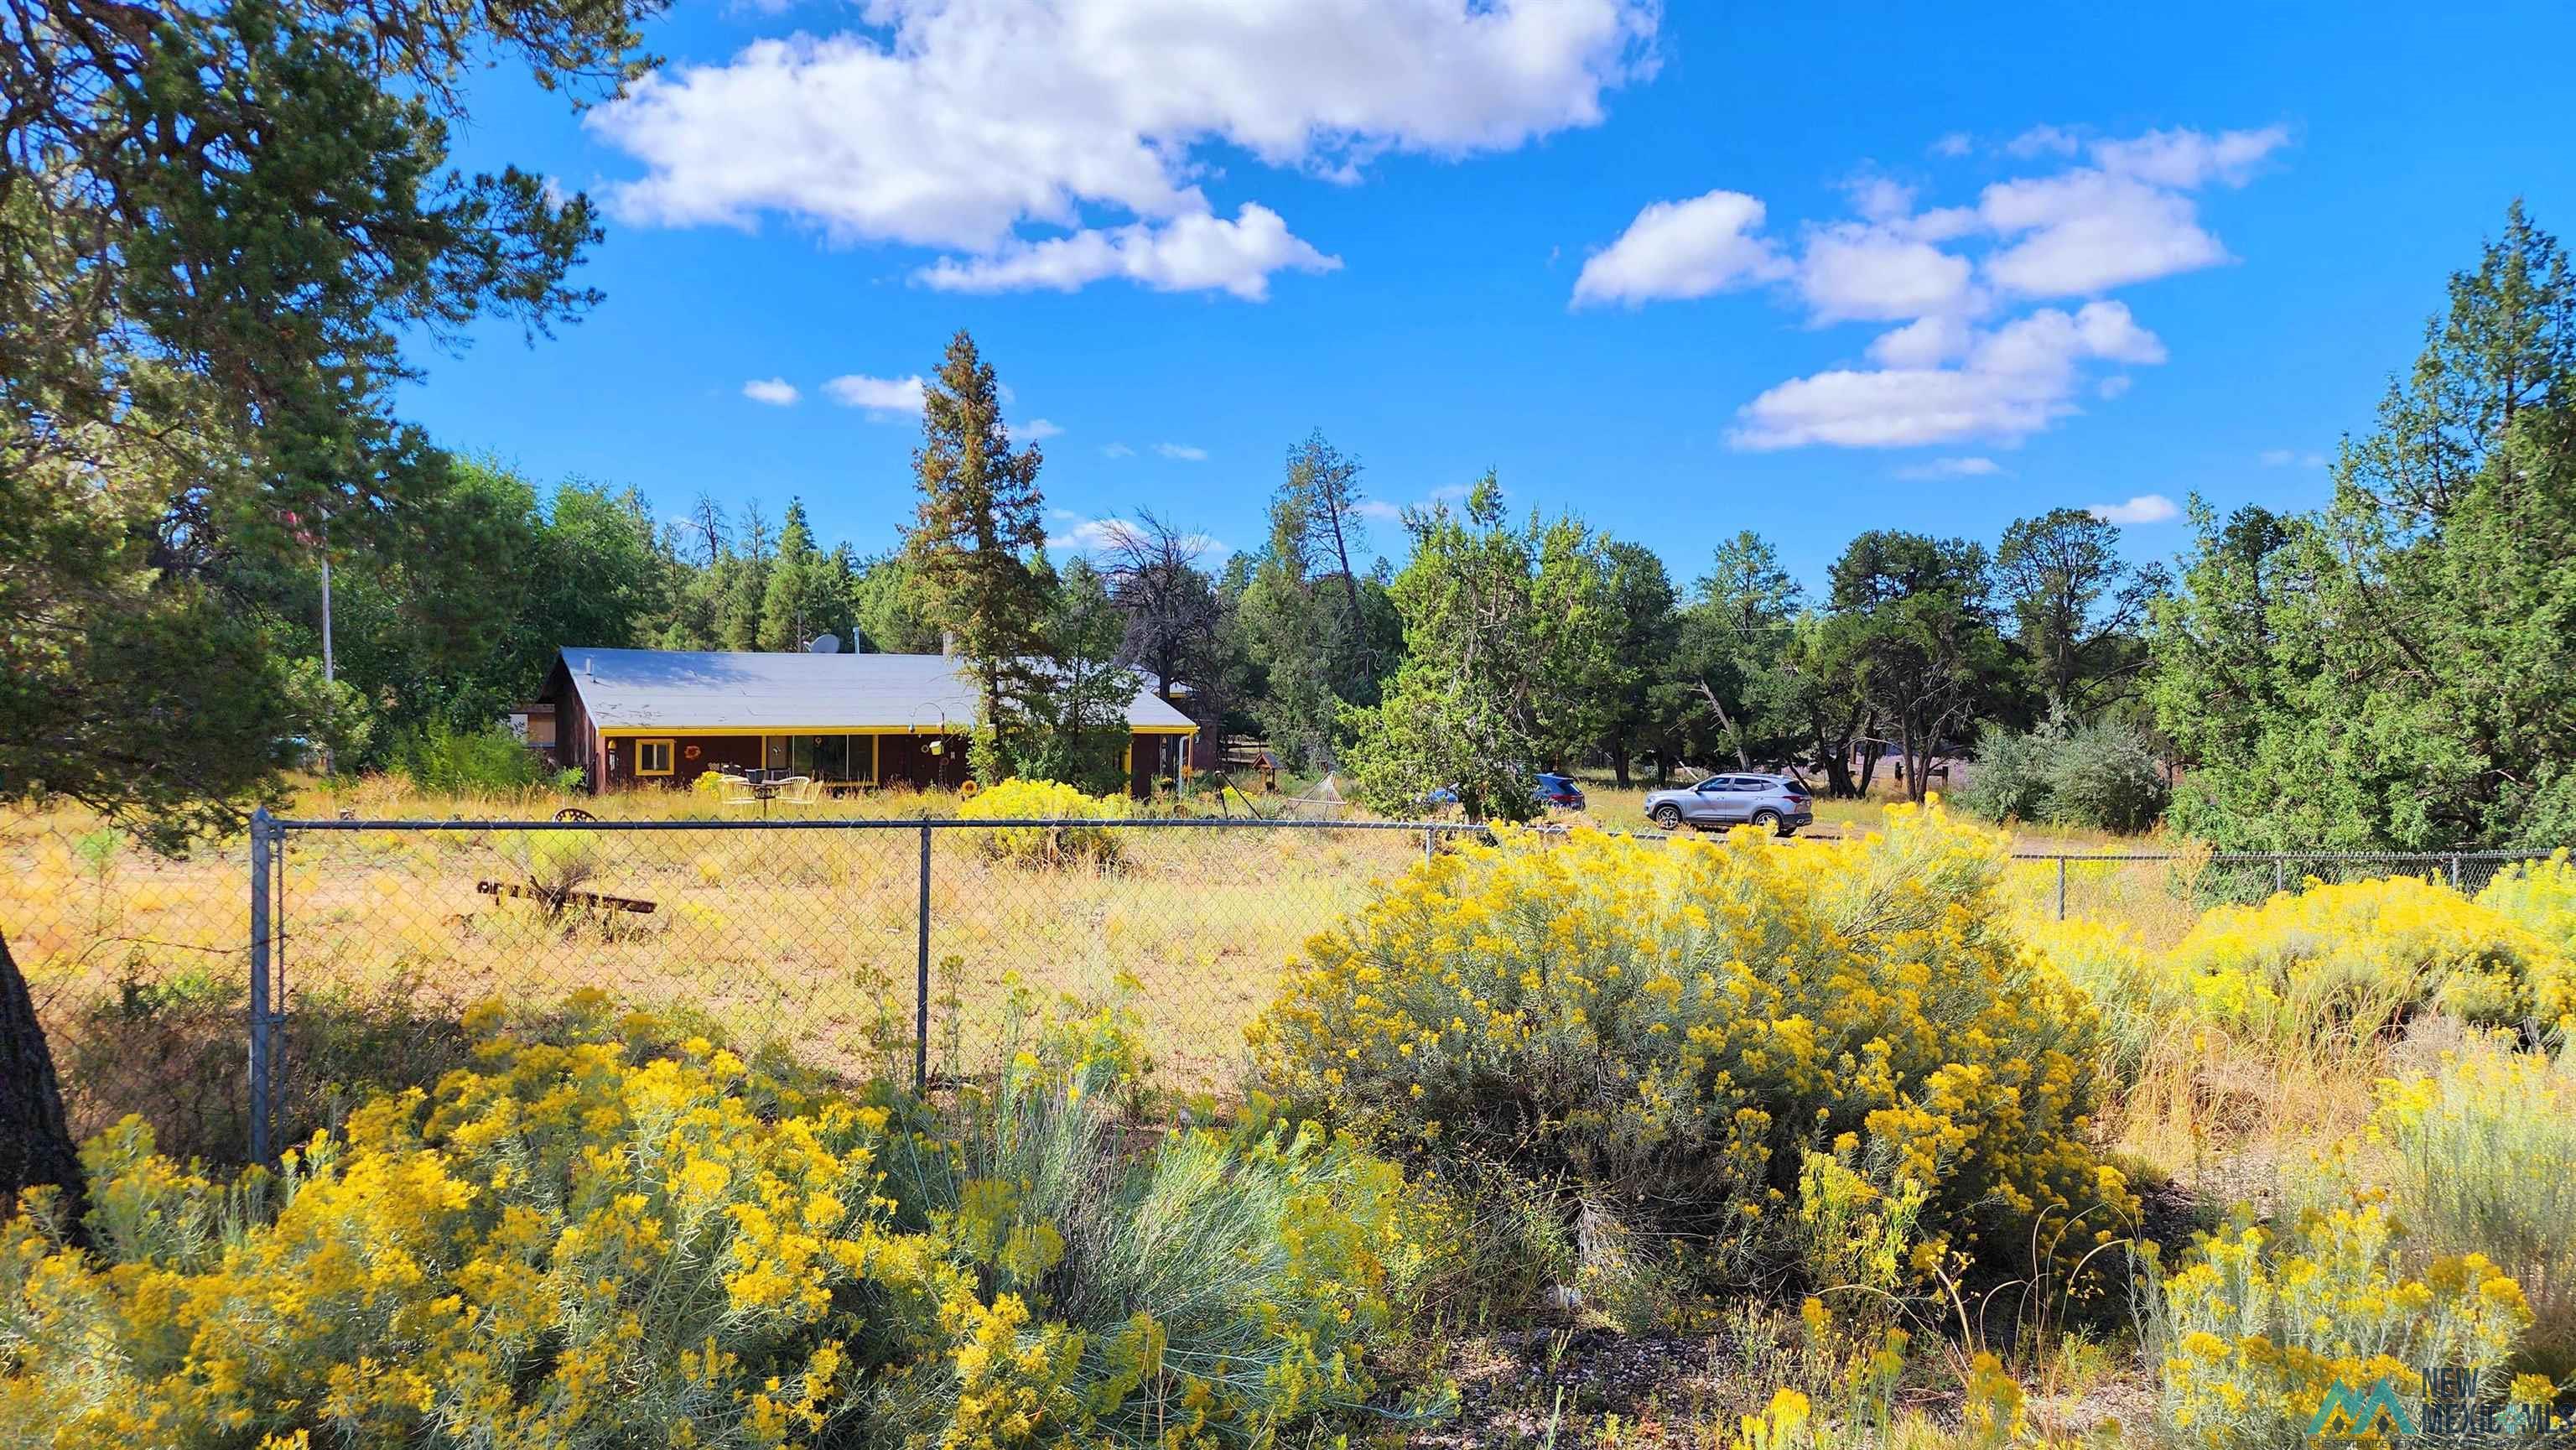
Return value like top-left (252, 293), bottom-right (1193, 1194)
top-left (552, 807), bottom-right (597, 823)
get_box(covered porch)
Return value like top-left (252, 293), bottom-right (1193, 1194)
top-left (595, 726), bottom-right (1197, 797)
top-left (597, 730), bottom-right (974, 793)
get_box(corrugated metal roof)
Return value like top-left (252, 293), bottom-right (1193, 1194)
top-left (554, 647), bottom-right (1196, 731)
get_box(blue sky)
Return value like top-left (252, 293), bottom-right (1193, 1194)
top-left (402, 0), bottom-right (2576, 591)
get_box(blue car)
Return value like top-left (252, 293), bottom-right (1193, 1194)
top-left (1420, 772), bottom-right (1588, 812)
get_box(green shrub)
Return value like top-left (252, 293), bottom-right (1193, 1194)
top-left (1958, 723), bottom-right (2053, 824)
top-left (2038, 718), bottom-right (2168, 833)
top-left (388, 718), bottom-right (546, 793)
top-left (495, 829), bottom-right (605, 902)
top-left (1246, 805), bottom-right (2137, 1291)
top-left (1957, 715), bottom-right (2168, 834)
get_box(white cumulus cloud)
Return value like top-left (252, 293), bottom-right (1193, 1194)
top-left (2092, 125), bottom-right (2289, 189)
top-left (2005, 124), bottom-right (2081, 159)
top-left (917, 204), bottom-right (1337, 301)
top-left (2089, 494), bottom-right (2180, 525)
top-left (1571, 190), bottom-right (1784, 307)
top-left (1795, 221), bottom-right (1976, 323)
top-left (1153, 442), bottom-right (1209, 461)
top-left (590, 0), bottom-right (1658, 297)
top-left (1102, 442), bottom-right (1135, 459)
top-left (1731, 302), bottom-right (2165, 450)
top-left (1895, 456), bottom-right (2002, 480)
top-left (822, 373), bottom-right (927, 417)
top-left (1016, 418), bottom-right (1064, 441)
top-left (741, 377), bottom-right (801, 406)
top-left (2259, 447), bottom-right (2327, 468)
top-left (1575, 123), bottom-right (2287, 452)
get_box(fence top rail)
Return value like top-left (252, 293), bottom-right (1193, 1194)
top-left (257, 813), bottom-right (2563, 866)
top-left (269, 813), bottom-right (1509, 834)
top-left (2006, 849), bottom-right (2560, 864)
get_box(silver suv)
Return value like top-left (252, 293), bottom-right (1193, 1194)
top-left (1644, 773), bottom-right (1814, 836)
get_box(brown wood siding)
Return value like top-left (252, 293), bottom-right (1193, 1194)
top-left (1129, 732), bottom-right (1166, 798)
top-left (675, 735), bottom-right (762, 785)
top-left (876, 734), bottom-right (970, 789)
top-left (543, 669), bottom-right (599, 793)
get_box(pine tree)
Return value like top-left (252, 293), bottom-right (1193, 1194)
top-left (904, 331), bottom-right (1052, 776)
top-left (758, 498), bottom-right (853, 651)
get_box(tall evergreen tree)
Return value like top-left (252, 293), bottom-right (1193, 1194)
top-left (1819, 531), bottom-right (2008, 803)
top-left (0, 0), bottom-right (659, 1208)
top-left (2152, 203), bottom-right (2576, 850)
top-left (716, 500), bottom-right (776, 651)
top-left (1993, 507), bottom-right (2166, 716)
top-left (757, 498), bottom-right (853, 651)
top-left (1341, 476), bottom-right (1616, 821)
top-left (1237, 434), bottom-right (1400, 770)
top-left (1017, 558), bottom-right (1142, 793)
top-left (903, 331), bottom-right (1052, 779)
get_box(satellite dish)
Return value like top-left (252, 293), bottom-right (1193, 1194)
top-left (807, 633), bottom-right (840, 654)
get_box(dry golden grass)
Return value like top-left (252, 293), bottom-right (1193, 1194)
top-left (0, 775), bottom-right (2331, 1180)
top-left (1, 785), bottom-right (1433, 1105)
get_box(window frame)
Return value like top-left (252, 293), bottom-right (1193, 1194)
top-left (636, 738), bottom-right (677, 777)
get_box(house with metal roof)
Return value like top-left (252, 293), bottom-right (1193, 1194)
top-left (538, 645), bottom-right (1197, 796)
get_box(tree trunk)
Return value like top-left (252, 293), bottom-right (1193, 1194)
top-left (1900, 720), bottom-right (1929, 803)
top-left (1810, 720), bottom-right (1857, 798)
top-left (0, 928), bottom-right (84, 1224)
top-left (1608, 727), bottom-right (1632, 788)
top-left (1695, 681), bottom-right (1753, 769)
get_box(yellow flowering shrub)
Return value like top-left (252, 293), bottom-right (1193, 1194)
top-left (2149, 1203), bottom-right (2532, 1447)
top-left (1246, 803), bottom-right (2136, 1286)
top-left (2477, 850), bottom-right (2576, 960)
top-left (2369, 1034), bottom-right (2576, 1375)
top-left (2163, 876), bottom-right (2575, 1047)
top-left (956, 778), bottom-right (1128, 867)
top-left (0, 1000), bottom-right (1413, 1448)
top-left (2016, 917), bottom-right (2168, 1074)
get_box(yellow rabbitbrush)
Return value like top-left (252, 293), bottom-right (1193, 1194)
top-left (2163, 876), bottom-right (2576, 1048)
top-left (955, 778), bottom-right (1128, 868)
top-left (0, 1000), bottom-right (1411, 1450)
top-left (1246, 803), bottom-right (2137, 1285)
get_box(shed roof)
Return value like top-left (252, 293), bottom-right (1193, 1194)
top-left (549, 647), bottom-right (1196, 732)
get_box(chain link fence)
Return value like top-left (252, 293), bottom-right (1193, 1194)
top-left (1, 803), bottom-right (2560, 1172)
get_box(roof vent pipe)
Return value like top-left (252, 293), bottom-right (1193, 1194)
top-left (940, 630), bottom-right (957, 657)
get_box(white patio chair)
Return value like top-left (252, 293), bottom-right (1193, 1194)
top-left (719, 776), bottom-right (761, 807)
top-left (776, 775), bottom-right (818, 807)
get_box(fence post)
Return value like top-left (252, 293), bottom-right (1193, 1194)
top-left (2054, 856), bottom-right (2068, 921)
top-left (1423, 825), bottom-right (1434, 865)
top-left (914, 821), bottom-right (932, 1092)
top-left (2448, 855), bottom-right (2462, 891)
top-left (2273, 857), bottom-right (2287, 897)
top-left (247, 808), bottom-right (273, 1164)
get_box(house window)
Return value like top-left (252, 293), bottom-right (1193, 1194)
top-left (636, 739), bottom-right (676, 777)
